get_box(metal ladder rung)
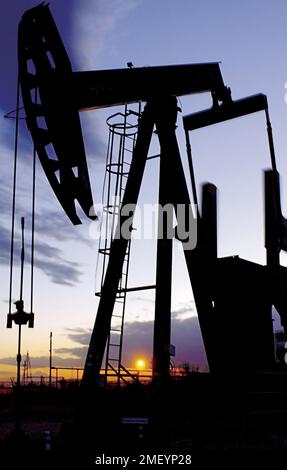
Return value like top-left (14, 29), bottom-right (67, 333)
top-left (147, 153), bottom-right (160, 160)
top-left (126, 132), bottom-right (137, 139)
top-left (110, 328), bottom-right (121, 333)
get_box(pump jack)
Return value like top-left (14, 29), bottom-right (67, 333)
top-left (18, 4), bottom-right (287, 390)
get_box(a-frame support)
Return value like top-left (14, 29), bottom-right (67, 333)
top-left (82, 96), bottom-right (210, 388)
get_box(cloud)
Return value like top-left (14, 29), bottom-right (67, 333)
top-left (0, 120), bottom-right (89, 287)
top-left (71, 0), bottom-right (140, 70)
top-left (0, 314), bottom-right (208, 372)
top-left (70, 0), bottom-right (149, 183)
top-left (54, 346), bottom-right (87, 359)
top-left (0, 224), bottom-right (11, 265)
top-left (122, 316), bottom-right (207, 368)
top-left (35, 257), bottom-right (82, 287)
top-left (0, 185), bottom-right (13, 219)
top-left (0, 116), bottom-right (17, 153)
top-left (65, 327), bottom-right (92, 346)
top-left (0, 222), bottom-right (83, 287)
top-left (0, 354), bottom-right (83, 368)
top-left (61, 313), bottom-right (208, 369)
top-left (33, 209), bottom-right (93, 245)
top-left (172, 301), bottom-right (196, 320)
top-left (69, 0), bottom-right (142, 163)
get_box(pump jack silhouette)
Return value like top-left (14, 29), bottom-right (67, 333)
top-left (18, 4), bottom-right (287, 390)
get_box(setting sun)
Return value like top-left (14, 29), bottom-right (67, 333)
top-left (135, 358), bottom-right (145, 369)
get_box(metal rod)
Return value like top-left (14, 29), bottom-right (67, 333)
top-left (185, 128), bottom-right (198, 207)
top-left (20, 217), bottom-right (25, 301)
top-left (265, 108), bottom-right (277, 172)
top-left (16, 325), bottom-right (22, 389)
top-left (15, 216), bottom-right (25, 433)
top-left (95, 284), bottom-right (156, 296)
top-left (153, 162), bottom-right (173, 382)
top-left (49, 332), bottom-right (52, 387)
top-left (14, 322), bottom-right (22, 434)
top-left (30, 94), bottom-right (37, 314)
top-left (8, 78), bottom-right (20, 315)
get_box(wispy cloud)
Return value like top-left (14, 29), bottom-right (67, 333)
top-left (54, 346), bottom-right (87, 359)
top-left (172, 301), bottom-right (196, 320)
top-left (65, 327), bottom-right (92, 346)
top-left (35, 257), bottom-right (82, 287)
top-left (0, 313), bottom-right (207, 370)
top-left (61, 312), bottom-right (208, 369)
top-left (69, 0), bottom-right (142, 162)
top-left (0, 224), bottom-right (12, 265)
top-left (33, 209), bottom-right (92, 245)
top-left (0, 354), bottom-right (83, 368)
top-left (0, 221), bottom-right (83, 287)
top-left (0, 112), bottom-right (92, 287)
top-left (122, 316), bottom-right (207, 367)
top-left (71, 0), bottom-right (140, 70)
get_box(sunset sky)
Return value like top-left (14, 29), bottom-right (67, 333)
top-left (1, 0), bottom-right (287, 382)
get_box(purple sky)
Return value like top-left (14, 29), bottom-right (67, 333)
top-left (1, 0), bottom-right (287, 380)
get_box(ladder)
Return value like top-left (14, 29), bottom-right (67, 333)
top-left (97, 105), bottom-right (140, 386)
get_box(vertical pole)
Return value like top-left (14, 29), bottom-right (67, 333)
top-left (185, 128), bottom-right (198, 207)
top-left (152, 97), bottom-right (178, 383)
top-left (265, 109), bottom-right (277, 172)
top-left (15, 216), bottom-right (25, 434)
top-left (19, 217), bottom-right (25, 302)
top-left (8, 79), bottom-right (20, 317)
top-left (170, 132), bottom-right (217, 371)
top-left (265, 170), bottom-right (280, 268)
top-left (49, 332), bottom-right (52, 387)
top-left (30, 139), bottom-right (36, 315)
top-left (16, 217), bottom-right (25, 389)
top-left (153, 150), bottom-right (173, 382)
top-left (16, 326), bottom-right (22, 389)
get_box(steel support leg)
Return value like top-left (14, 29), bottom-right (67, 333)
top-left (155, 106), bottom-right (216, 371)
top-left (152, 101), bottom-right (175, 380)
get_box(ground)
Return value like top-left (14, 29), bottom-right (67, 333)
top-left (1, 373), bottom-right (287, 467)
